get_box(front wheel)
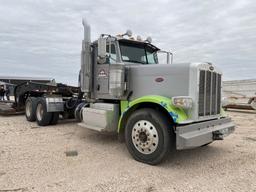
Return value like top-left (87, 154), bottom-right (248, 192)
top-left (49, 112), bottom-right (59, 125)
top-left (125, 108), bottom-right (174, 165)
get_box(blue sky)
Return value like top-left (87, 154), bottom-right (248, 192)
top-left (0, 0), bottom-right (255, 85)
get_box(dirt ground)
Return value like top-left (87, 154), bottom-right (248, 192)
top-left (0, 110), bottom-right (255, 192)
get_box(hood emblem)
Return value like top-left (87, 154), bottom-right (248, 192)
top-left (209, 66), bottom-right (214, 71)
top-left (155, 77), bottom-right (164, 83)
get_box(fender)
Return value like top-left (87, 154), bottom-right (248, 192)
top-left (118, 95), bottom-right (188, 132)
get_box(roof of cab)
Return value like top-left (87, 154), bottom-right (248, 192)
top-left (118, 38), bottom-right (160, 51)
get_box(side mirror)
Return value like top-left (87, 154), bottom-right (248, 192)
top-left (166, 52), bottom-right (173, 64)
top-left (169, 52), bottom-right (173, 64)
top-left (166, 52), bottom-right (170, 64)
top-left (157, 51), bottom-right (173, 64)
top-left (97, 36), bottom-right (107, 64)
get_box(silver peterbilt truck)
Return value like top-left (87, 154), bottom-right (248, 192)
top-left (78, 19), bottom-right (235, 164)
top-left (24, 19), bottom-right (235, 165)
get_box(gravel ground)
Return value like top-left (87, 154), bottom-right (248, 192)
top-left (0, 110), bottom-right (256, 192)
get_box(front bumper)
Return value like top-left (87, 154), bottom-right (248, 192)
top-left (176, 117), bottom-right (235, 150)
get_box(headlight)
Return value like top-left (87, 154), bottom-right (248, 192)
top-left (172, 97), bottom-right (193, 109)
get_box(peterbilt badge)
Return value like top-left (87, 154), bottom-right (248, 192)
top-left (155, 77), bottom-right (164, 82)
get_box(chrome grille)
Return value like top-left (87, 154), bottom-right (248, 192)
top-left (198, 70), bottom-right (221, 116)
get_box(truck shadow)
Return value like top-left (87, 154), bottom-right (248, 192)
top-left (162, 145), bottom-right (229, 167)
top-left (77, 128), bottom-right (118, 144)
top-left (76, 128), bottom-right (231, 167)
top-left (57, 119), bottom-right (79, 125)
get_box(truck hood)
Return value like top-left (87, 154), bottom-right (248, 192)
top-left (126, 63), bottom-right (192, 100)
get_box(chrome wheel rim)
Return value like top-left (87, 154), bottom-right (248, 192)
top-left (36, 103), bottom-right (43, 121)
top-left (25, 101), bottom-right (32, 117)
top-left (131, 120), bottom-right (159, 154)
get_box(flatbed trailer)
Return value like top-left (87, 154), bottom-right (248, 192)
top-left (223, 96), bottom-right (256, 111)
top-left (0, 82), bottom-right (83, 120)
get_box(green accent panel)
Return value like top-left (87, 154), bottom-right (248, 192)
top-left (220, 108), bottom-right (227, 117)
top-left (118, 95), bottom-right (188, 132)
top-left (120, 100), bottom-right (129, 113)
top-left (118, 100), bottom-right (129, 133)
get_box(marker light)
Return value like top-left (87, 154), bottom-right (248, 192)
top-left (145, 36), bottom-right (152, 43)
top-left (125, 29), bottom-right (132, 37)
top-left (137, 35), bottom-right (142, 41)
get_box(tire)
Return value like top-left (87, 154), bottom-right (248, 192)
top-left (125, 108), bottom-right (173, 165)
top-left (49, 112), bottom-right (59, 125)
top-left (25, 97), bottom-right (38, 122)
top-left (35, 98), bottom-right (52, 126)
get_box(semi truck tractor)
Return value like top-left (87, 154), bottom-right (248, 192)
top-left (24, 19), bottom-right (235, 164)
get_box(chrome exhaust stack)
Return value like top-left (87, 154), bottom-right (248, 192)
top-left (80, 18), bottom-right (92, 96)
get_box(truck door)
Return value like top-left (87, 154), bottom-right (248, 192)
top-left (94, 43), bottom-right (118, 98)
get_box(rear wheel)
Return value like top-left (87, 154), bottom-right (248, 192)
top-left (125, 108), bottom-right (173, 165)
top-left (36, 98), bottom-right (52, 126)
top-left (49, 112), bottom-right (59, 125)
top-left (25, 97), bottom-right (38, 122)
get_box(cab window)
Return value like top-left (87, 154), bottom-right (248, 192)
top-left (106, 44), bottom-right (117, 64)
top-left (119, 41), bottom-right (158, 64)
top-left (146, 49), bottom-right (158, 64)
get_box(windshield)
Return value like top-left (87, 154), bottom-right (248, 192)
top-left (119, 41), bottom-right (158, 64)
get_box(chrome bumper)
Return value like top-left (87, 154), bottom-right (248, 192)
top-left (176, 117), bottom-right (235, 150)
